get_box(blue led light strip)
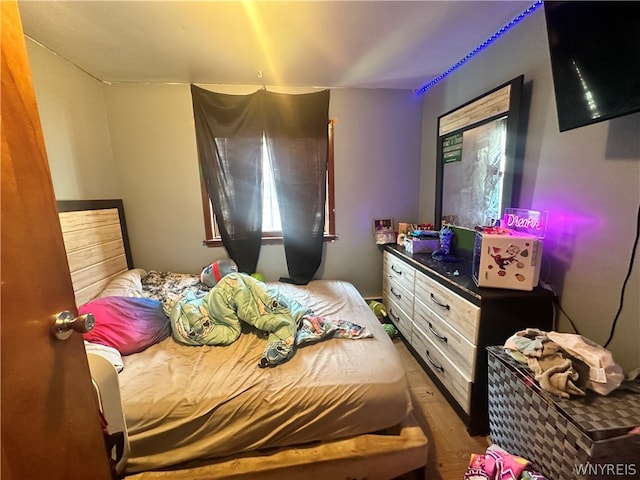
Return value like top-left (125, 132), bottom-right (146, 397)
top-left (416, 0), bottom-right (543, 95)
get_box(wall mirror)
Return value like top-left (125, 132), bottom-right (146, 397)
top-left (435, 75), bottom-right (524, 230)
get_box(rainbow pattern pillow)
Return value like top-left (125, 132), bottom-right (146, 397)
top-left (80, 296), bottom-right (171, 355)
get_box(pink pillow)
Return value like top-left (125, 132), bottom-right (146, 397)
top-left (80, 296), bottom-right (171, 355)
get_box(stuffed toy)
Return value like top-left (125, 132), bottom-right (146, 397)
top-left (200, 259), bottom-right (238, 287)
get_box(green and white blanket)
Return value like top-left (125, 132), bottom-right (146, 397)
top-left (165, 273), bottom-right (371, 367)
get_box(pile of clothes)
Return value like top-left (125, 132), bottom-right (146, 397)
top-left (464, 444), bottom-right (547, 480)
top-left (504, 328), bottom-right (625, 398)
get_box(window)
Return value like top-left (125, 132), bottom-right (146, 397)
top-left (261, 138), bottom-right (281, 233)
top-left (201, 120), bottom-right (336, 246)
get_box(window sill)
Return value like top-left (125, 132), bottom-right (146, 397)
top-left (203, 235), bottom-right (338, 248)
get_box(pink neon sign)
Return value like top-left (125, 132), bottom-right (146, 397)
top-left (502, 208), bottom-right (548, 238)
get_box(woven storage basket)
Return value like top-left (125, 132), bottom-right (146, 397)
top-left (487, 346), bottom-right (640, 480)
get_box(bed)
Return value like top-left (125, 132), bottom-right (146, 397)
top-left (57, 199), bottom-right (428, 479)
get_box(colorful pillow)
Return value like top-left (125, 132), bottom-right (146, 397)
top-left (80, 296), bottom-right (171, 355)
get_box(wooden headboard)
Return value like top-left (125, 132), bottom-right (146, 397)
top-left (57, 199), bottom-right (133, 305)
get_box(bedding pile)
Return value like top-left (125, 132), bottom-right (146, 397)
top-left (165, 272), bottom-right (372, 367)
top-left (83, 270), bottom-right (412, 473)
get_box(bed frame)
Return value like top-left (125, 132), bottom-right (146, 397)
top-left (57, 199), bottom-right (133, 306)
top-left (57, 199), bottom-right (428, 479)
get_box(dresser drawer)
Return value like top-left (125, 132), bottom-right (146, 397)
top-left (412, 324), bottom-right (472, 414)
top-left (383, 251), bottom-right (415, 293)
top-left (414, 270), bottom-right (480, 344)
top-left (383, 276), bottom-right (413, 314)
top-left (383, 280), bottom-right (413, 335)
top-left (385, 296), bottom-right (413, 341)
top-left (414, 297), bottom-right (477, 379)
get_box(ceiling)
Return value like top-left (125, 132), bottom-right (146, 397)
top-left (17, 0), bottom-right (534, 91)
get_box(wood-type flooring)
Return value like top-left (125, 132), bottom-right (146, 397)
top-left (393, 338), bottom-right (490, 480)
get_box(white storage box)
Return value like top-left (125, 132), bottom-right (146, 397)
top-left (472, 231), bottom-right (542, 290)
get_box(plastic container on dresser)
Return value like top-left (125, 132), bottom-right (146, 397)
top-left (487, 346), bottom-right (640, 480)
top-left (381, 245), bottom-right (555, 435)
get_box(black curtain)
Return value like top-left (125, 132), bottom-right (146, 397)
top-left (263, 90), bottom-right (330, 285)
top-left (190, 85), bottom-right (263, 274)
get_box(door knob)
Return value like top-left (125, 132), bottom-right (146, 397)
top-left (52, 311), bottom-right (95, 340)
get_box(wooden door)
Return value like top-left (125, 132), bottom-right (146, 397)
top-left (1, 2), bottom-right (112, 479)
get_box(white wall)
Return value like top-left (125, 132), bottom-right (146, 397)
top-left (102, 84), bottom-right (422, 297)
top-left (27, 41), bottom-right (423, 299)
top-left (419, 8), bottom-right (640, 372)
top-left (26, 40), bottom-right (121, 200)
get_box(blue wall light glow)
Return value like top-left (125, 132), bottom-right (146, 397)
top-left (416, 1), bottom-right (543, 96)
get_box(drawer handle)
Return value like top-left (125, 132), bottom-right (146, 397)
top-left (425, 350), bottom-right (445, 373)
top-left (430, 293), bottom-right (450, 310)
top-left (390, 287), bottom-right (402, 299)
top-left (391, 265), bottom-right (402, 275)
top-left (428, 322), bottom-right (448, 343)
top-left (389, 309), bottom-right (401, 323)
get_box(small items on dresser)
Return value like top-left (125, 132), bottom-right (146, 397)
top-left (374, 218), bottom-right (397, 245)
top-left (431, 225), bottom-right (458, 262)
top-left (472, 209), bottom-right (549, 291)
top-left (404, 228), bottom-right (440, 254)
top-left (472, 227), bottom-right (543, 291)
top-left (399, 223), bottom-right (460, 259)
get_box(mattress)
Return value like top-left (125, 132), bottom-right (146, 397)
top-left (118, 278), bottom-right (412, 473)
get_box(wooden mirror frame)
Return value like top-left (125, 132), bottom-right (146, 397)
top-left (434, 75), bottom-right (525, 230)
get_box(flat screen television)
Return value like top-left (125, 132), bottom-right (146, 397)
top-left (543, 1), bottom-right (640, 132)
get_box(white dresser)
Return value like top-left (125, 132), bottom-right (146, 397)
top-left (382, 246), bottom-right (554, 434)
